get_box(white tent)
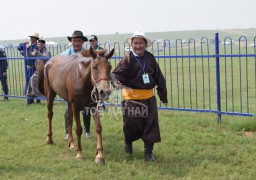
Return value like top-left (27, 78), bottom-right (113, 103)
top-left (46, 41), bottom-right (59, 47)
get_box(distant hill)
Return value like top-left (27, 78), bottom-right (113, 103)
top-left (1, 29), bottom-right (255, 47)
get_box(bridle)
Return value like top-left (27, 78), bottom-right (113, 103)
top-left (90, 59), bottom-right (110, 84)
top-left (90, 58), bottom-right (111, 113)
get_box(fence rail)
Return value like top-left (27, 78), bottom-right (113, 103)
top-left (1, 33), bottom-right (255, 121)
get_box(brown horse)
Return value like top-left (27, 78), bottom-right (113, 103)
top-left (39, 47), bottom-right (114, 164)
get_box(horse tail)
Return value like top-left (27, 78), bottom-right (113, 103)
top-left (37, 60), bottom-right (46, 95)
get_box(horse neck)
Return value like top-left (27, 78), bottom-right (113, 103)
top-left (79, 61), bottom-right (94, 88)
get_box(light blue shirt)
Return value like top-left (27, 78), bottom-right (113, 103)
top-left (60, 47), bottom-right (84, 56)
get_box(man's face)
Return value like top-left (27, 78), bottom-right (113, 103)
top-left (131, 37), bottom-right (147, 57)
top-left (37, 42), bottom-right (44, 50)
top-left (30, 37), bottom-right (37, 44)
top-left (90, 39), bottom-right (97, 47)
top-left (71, 37), bottom-right (84, 51)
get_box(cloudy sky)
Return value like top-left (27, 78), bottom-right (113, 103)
top-left (1, 0), bottom-right (255, 40)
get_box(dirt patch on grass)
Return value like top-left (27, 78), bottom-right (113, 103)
top-left (244, 131), bottom-right (254, 137)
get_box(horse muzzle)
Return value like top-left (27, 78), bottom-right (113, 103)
top-left (99, 89), bottom-right (111, 100)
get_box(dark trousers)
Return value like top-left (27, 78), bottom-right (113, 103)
top-left (82, 110), bottom-right (91, 133)
top-left (0, 73), bottom-right (8, 96)
top-left (64, 108), bottom-right (91, 134)
top-left (25, 67), bottom-right (36, 104)
top-left (122, 96), bottom-right (161, 144)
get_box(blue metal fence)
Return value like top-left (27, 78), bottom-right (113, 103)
top-left (0, 33), bottom-right (255, 121)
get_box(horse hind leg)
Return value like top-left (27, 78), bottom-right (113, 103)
top-left (46, 88), bottom-right (56, 144)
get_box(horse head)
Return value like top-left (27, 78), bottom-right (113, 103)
top-left (90, 47), bottom-right (114, 101)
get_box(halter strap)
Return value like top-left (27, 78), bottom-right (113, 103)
top-left (90, 60), bottom-right (110, 83)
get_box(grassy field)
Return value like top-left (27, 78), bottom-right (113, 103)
top-left (0, 98), bottom-right (256, 179)
top-left (0, 29), bottom-right (255, 180)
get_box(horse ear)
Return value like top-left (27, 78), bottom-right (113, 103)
top-left (105, 48), bottom-right (114, 59)
top-left (98, 49), bottom-right (106, 57)
top-left (90, 46), bottom-right (97, 59)
top-left (81, 49), bottom-right (90, 57)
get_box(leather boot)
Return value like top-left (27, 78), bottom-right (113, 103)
top-left (144, 143), bottom-right (156, 161)
top-left (27, 98), bottom-right (34, 105)
top-left (124, 139), bottom-right (133, 155)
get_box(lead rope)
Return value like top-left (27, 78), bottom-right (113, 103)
top-left (109, 87), bottom-right (120, 121)
top-left (90, 85), bottom-right (120, 121)
top-left (106, 85), bottom-right (120, 121)
top-left (90, 62), bottom-right (104, 115)
top-left (90, 86), bottom-right (103, 115)
top-left (90, 62), bottom-right (119, 120)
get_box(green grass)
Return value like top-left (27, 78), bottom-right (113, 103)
top-left (0, 99), bottom-right (256, 179)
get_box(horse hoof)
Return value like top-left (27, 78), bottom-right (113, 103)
top-left (95, 157), bottom-right (105, 165)
top-left (46, 137), bottom-right (53, 144)
top-left (69, 143), bottom-right (76, 150)
top-left (75, 154), bottom-right (83, 160)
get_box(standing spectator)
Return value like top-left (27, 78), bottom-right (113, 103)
top-left (111, 30), bottom-right (168, 161)
top-left (89, 35), bottom-right (104, 51)
top-left (0, 49), bottom-right (8, 100)
top-left (26, 39), bottom-right (51, 102)
top-left (18, 32), bottom-right (40, 104)
top-left (60, 30), bottom-right (89, 140)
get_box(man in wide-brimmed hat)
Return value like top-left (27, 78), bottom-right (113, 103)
top-left (61, 30), bottom-right (88, 56)
top-left (111, 30), bottom-right (168, 162)
top-left (60, 30), bottom-right (90, 140)
top-left (17, 32), bottom-right (40, 104)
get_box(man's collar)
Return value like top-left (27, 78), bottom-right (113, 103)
top-left (131, 50), bottom-right (145, 57)
top-left (131, 50), bottom-right (139, 57)
top-left (73, 47), bottom-right (84, 52)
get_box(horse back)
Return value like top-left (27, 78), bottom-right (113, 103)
top-left (44, 55), bottom-right (93, 106)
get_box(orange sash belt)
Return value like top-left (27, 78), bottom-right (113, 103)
top-left (122, 88), bottom-right (154, 100)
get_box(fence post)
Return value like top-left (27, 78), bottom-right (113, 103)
top-left (23, 43), bottom-right (28, 95)
top-left (215, 33), bottom-right (221, 122)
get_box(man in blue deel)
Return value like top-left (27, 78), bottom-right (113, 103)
top-left (18, 32), bottom-right (40, 104)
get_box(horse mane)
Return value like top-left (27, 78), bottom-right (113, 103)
top-left (78, 56), bottom-right (93, 64)
top-left (80, 50), bottom-right (91, 57)
top-left (80, 49), bottom-right (107, 57)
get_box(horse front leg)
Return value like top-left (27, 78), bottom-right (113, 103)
top-left (67, 103), bottom-right (76, 149)
top-left (92, 108), bottom-right (104, 164)
top-left (72, 104), bottom-right (83, 160)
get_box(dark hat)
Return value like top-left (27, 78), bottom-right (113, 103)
top-left (37, 39), bottom-right (46, 44)
top-left (67, 30), bottom-right (88, 42)
top-left (89, 35), bottom-right (98, 41)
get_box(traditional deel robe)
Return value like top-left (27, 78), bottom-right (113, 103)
top-left (112, 50), bottom-right (167, 144)
top-left (24, 43), bottom-right (38, 94)
top-left (26, 47), bottom-right (51, 97)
